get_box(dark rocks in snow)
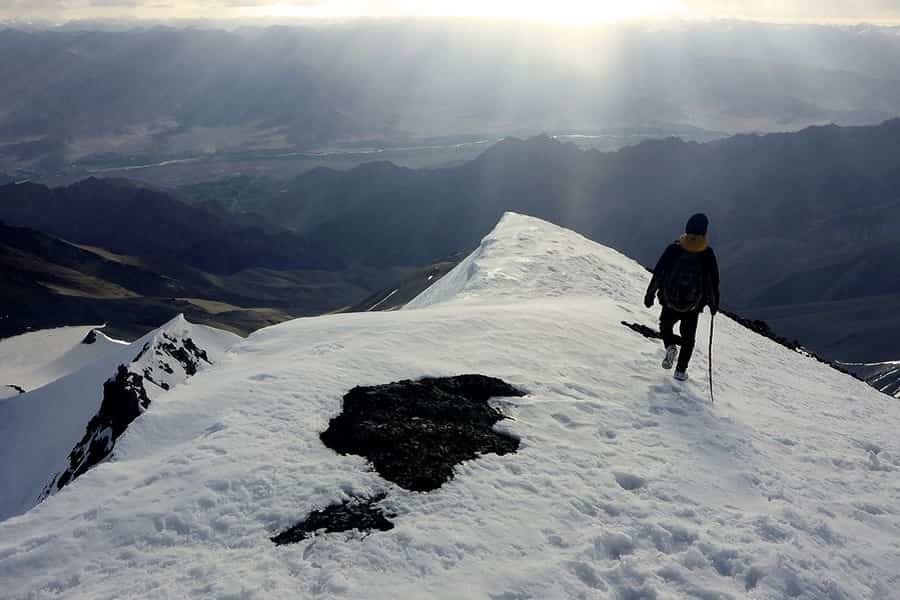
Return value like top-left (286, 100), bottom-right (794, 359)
top-left (81, 329), bottom-right (100, 344)
top-left (721, 310), bottom-right (873, 390)
top-left (5, 384), bottom-right (26, 395)
top-left (321, 375), bottom-right (525, 492)
top-left (155, 334), bottom-right (209, 376)
top-left (144, 367), bottom-right (171, 391)
top-left (135, 334), bottom-right (209, 391)
top-left (53, 365), bottom-right (151, 491)
top-left (721, 310), bottom-right (802, 351)
top-left (271, 493), bottom-right (394, 545)
top-left (131, 342), bottom-right (151, 363)
top-left (42, 330), bottom-right (220, 502)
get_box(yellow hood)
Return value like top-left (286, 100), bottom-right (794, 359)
top-left (679, 233), bottom-right (709, 253)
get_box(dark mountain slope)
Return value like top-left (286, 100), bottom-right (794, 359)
top-left (839, 361), bottom-right (900, 398)
top-left (0, 178), bottom-right (224, 258)
top-left (0, 222), bottom-right (371, 340)
top-left (0, 177), bottom-right (340, 274)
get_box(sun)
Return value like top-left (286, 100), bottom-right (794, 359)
top-left (244, 0), bottom-right (690, 25)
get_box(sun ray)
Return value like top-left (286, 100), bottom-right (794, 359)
top-left (241, 0), bottom-right (691, 25)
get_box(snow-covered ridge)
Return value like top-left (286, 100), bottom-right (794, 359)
top-left (2, 215), bottom-right (899, 600)
top-left (407, 211), bottom-right (645, 308)
top-left (0, 315), bottom-right (239, 521)
top-left (0, 325), bottom-right (128, 398)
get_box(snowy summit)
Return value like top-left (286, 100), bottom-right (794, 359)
top-left (1, 213), bottom-right (898, 599)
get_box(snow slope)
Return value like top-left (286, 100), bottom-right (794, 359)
top-left (1, 213), bottom-right (899, 599)
top-left (0, 315), bottom-right (239, 521)
top-left (0, 325), bottom-right (127, 398)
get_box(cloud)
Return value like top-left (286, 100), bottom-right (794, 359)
top-left (4, 0), bottom-right (900, 23)
top-left (683, 0), bottom-right (900, 21)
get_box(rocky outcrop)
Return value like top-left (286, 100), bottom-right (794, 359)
top-left (42, 321), bottom-right (223, 499)
top-left (321, 375), bottom-right (525, 492)
top-left (273, 375), bottom-right (523, 545)
top-left (52, 366), bottom-right (150, 491)
top-left (136, 333), bottom-right (211, 391)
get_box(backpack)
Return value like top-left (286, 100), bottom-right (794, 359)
top-left (662, 250), bottom-right (704, 312)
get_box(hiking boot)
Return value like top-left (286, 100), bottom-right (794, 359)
top-left (662, 345), bottom-right (678, 370)
top-left (674, 369), bottom-right (689, 382)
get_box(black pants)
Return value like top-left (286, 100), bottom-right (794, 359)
top-left (660, 307), bottom-right (700, 371)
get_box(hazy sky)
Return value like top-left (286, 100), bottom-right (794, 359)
top-left (4, 0), bottom-right (900, 25)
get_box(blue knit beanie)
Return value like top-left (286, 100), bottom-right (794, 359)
top-left (685, 213), bottom-right (709, 236)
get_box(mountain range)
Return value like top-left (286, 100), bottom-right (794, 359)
top-left (4, 119), bottom-right (900, 363)
top-left (0, 178), bottom-right (412, 338)
top-left (177, 119), bottom-right (900, 363)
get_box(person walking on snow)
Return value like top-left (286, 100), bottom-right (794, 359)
top-left (644, 213), bottom-right (720, 381)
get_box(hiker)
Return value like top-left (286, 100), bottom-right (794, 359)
top-left (644, 213), bottom-right (720, 381)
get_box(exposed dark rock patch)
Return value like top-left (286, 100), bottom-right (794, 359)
top-left (5, 384), bottom-right (26, 395)
top-left (721, 310), bottom-right (801, 351)
top-left (271, 493), bottom-right (394, 545)
top-left (51, 365), bottom-right (151, 492)
top-left (320, 375), bottom-right (525, 492)
top-left (81, 329), bottom-right (101, 344)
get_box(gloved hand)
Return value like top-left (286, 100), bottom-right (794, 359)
top-left (644, 293), bottom-right (654, 309)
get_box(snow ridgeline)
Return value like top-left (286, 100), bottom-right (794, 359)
top-left (1, 213), bottom-right (899, 599)
top-left (0, 325), bottom-right (128, 399)
top-left (0, 315), bottom-right (239, 521)
top-left (407, 212), bottom-right (642, 308)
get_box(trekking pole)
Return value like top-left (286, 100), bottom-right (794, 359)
top-left (708, 313), bottom-right (715, 404)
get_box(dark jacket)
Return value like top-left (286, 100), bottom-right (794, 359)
top-left (646, 239), bottom-right (720, 313)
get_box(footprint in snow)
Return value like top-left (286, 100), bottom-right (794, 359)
top-left (649, 404), bottom-right (690, 416)
top-left (249, 373), bottom-right (279, 382)
top-left (614, 472), bottom-right (647, 491)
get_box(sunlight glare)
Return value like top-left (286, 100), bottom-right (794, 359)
top-left (245, 0), bottom-right (691, 25)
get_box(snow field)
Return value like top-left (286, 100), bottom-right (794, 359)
top-left (0, 214), bottom-right (897, 599)
top-left (0, 325), bottom-right (127, 396)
